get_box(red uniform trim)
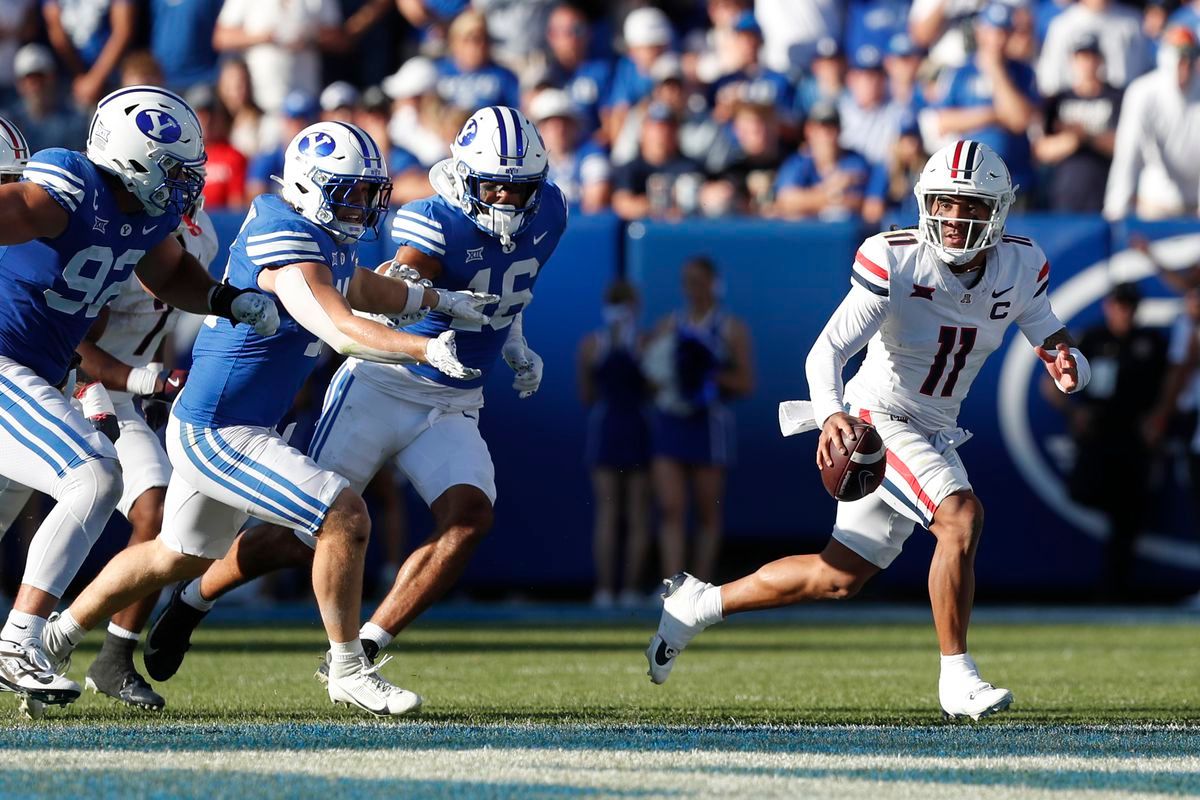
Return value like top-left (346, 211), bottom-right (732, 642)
top-left (855, 251), bottom-right (888, 280)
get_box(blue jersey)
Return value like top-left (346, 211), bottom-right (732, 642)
top-left (175, 194), bottom-right (358, 428)
top-left (0, 148), bottom-right (181, 384)
top-left (389, 183), bottom-right (569, 389)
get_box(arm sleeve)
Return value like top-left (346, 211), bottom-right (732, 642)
top-left (805, 284), bottom-right (889, 427)
top-left (1015, 251), bottom-right (1066, 346)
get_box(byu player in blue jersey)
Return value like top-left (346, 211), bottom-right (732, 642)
top-left (143, 105), bottom-right (569, 693)
top-left (0, 87), bottom-right (278, 706)
top-left (44, 120), bottom-right (496, 717)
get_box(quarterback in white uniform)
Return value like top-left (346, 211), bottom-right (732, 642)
top-left (644, 141), bottom-right (1091, 720)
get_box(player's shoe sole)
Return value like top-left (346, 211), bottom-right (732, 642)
top-left (326, 655), bottom-right (422, 717)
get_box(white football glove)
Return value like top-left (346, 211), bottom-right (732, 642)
top-left (434, 288), bottom-right (499, 325)
top-left (231, 291), bottom-right (280, 336)
top-left (502, 337), bottom-right (543, 399)
top-left (425, 331), bottom-right (481, 380)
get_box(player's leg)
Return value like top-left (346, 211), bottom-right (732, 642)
top-left (652, 457), bottom-right (689, 578)
top-left (590, 467), bottom-right (619, 605)
top-left (620, 469), bottom-right (652, 604)
top-left (691, 465), bottom-right (725, 581)
top-left (0, 359), bottom-right (122, 704)
top-left (0, 478), bottom-right (35, 536)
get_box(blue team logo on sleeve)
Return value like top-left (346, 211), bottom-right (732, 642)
top-left (299, 131), bottom-right (337, 157)
top-left (457, 119), bottom-right (478, 147)
top-left (135, 110), bottom-right (182, 144)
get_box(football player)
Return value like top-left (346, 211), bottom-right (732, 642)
top-left (141, 106), bottom-right (568, 699)
top-left (644, 141), bottom-right (1090, 720)
top-left (0, 88), bottom-right (277, 706)
top-left (43, 120), bottom-right (494, 717)
top-left (0, 205), bottom-right (219, 713)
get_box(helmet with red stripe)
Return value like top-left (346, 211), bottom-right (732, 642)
top-left (0, 115), bottom-right (30, 185)
top-left (432, 105), bottom-right (548, 251)
top-left (914, 139), bottom-right (1016, 266)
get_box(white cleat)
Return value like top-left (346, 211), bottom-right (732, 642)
top-left (645, 572), bottom-right (715, 685)
top-left (940, 679), bottom-right (1014, 721)
top-left (326, 655), bottom-right (422, 717)
top-left (0, 638), bottom-right (81, 706)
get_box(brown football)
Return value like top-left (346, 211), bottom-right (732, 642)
top-left (820, 423), bottom-right (886, 502)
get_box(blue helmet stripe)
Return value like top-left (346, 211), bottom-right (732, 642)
top-left (332, 121), bottom-right (380, 167)
top-left (509, 107), bottom-right (525, 160)
top-left (491, 107), bottom-right (510, 165)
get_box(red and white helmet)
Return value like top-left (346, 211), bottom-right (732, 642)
top-left (0, 116), bottom-right (30, 184)
top-left (914, 140), bottom-right (1016, 266)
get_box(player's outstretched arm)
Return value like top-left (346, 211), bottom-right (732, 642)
top-left (136, 235), bottom-right (280, 335)
top-left (1034, 328), bottom-right (1090, 394)
top-left (76, 308), bottom-right (137, 390)
top-left (347, 265), bottom-right (498, 325)
top-left (0, 182), bottom-right (69, 245)
top-left (266, 261), bottom-right (480, 379)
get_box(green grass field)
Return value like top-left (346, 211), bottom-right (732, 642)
top-left (2, 611), bottom-right (1199, 797)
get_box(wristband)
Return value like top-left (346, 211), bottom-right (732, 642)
top-left (208, 282), bottom-right (246, 321)
top-left (1063, 347), bottom-right (1090, 394)
top-left (126, 366), bottom-right (160, 396)
top-left (400, 282), bottom-right (427, 317)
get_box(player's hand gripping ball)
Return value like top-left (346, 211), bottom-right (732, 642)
top-left (817, 416), bottom-right (886, 502)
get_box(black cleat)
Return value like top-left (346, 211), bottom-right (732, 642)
top-left (144, 581), bottom-right (209, 682)
top-left (85, 659), bottom-right (165, 710)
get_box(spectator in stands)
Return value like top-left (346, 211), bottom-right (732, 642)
top-left (862, 110), bottom-right (927, 225)
top-left (611, 101), bottom-right (705, 220)
top-left (246, 90), bottom-right (318, 198)
top-left (909, 0), bottom-right (986, 71)
top-left (530, 88), bottom-right (611, 214)
top-left (774, 100), bottom-right (875, 221)
top-left (1104, 26), bottom-right (1200, 220)
top-left (612, 53), bottom-right (719, 169)
top-left (0, 1), bottom-right (36, 109)
top-left (383, 56), bottom-right (448, 167)
top-left (433, 9), bottom-right (520, 111)
top-left (846, 0), bottom-right (910, 56)
top-left (1037, 0), bottom-right (1151, 98)
top-left (118, 50), bottom-right (164, 88)
top-left (795, 36), bottom-right (846, 116)
top-left (355, 85), bottom-right (430, 204)
top-left (839, 43), bottom-right (908, 165)
top-left (149, 0), bottom-right (223, 92)
top-left (754, 0), bottom-right (840, 78)
top-left (216, 57), bottom-right (263, 159)
top-left (320, 81), bottom-right (360, 123)
top-left (686, 0), bottom-right (752, 87)
top-left (474, 0), bottom-right (556, 72)
top-left (605, 6), bottom-right (674, 146)
top-left (43, 0), bottom-right (135, 107)
top-left (186, 85), bottom-right (246, 209)
top-left (327, 0), bottom-right (400, 90)
top-left (931, 3), bottom-right (1038, 201)
top-left (641, 255), bottom-right (754, 583)
top-left (701, 100), bottom-right (785, 216)
top-left (708, 11), bottom-right (795, 131)
top-left (213, 0), bottom-right (342, 113)
top-left (1049, 282), bottom-right (1166, 601)
top-left (1034, 34), bottom-right (1121, 213)
top-left (6, 43), bottom-right (88, 152)
top-left (578, 279), bottom-right (653, 608)
top-left (543, 3), bottom-right (613, 140)
top-left (1169, 0), bottom-right (1200, 37)
top-left (395, 0), bottom-right (468, 56)
top-left (884, 32), bottom-right (927, 112)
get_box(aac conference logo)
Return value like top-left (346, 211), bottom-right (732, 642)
top-left (135, 109), bottom-right (181, 144)
top-left (997, 234), bottom-right (1200, 569)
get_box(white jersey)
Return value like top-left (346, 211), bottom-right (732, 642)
top-left (807, 229), bottom-right (1065, 431)
top-left (95, 208), bottom-right (219, 398)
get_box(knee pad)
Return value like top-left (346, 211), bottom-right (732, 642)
top-left (55, 457), bottom-right (123, 541)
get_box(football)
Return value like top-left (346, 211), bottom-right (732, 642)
top-left (820, 423), bottom-right (886, 502)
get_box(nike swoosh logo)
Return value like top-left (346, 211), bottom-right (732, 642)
top-left (533, 232), bottom-right (547, 245)
top-left (654, 640), bottom-right (677, 666)
top-left (143, 225), bottom-right (158, 235)
top-left (991, 286), bottom-right (1015, 298)
top-left (167, 377), bottom-right (182, 388)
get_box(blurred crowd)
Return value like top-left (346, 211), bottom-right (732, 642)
top-left (4, 1), bottom-right (1200, 222)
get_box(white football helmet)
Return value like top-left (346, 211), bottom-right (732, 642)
top-left (431, 105), bottom-right (548, 251)
top-left (913, 140), bottom-right (1017, 266)
top-left (278, 121), bottom-right (392, 242)
top-left (0, 116), bottom-right (29, 185)
top-left (86, 85), bottom-right (207, 217)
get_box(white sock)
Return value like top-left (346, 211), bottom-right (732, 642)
top-left (694, 585), bottom-right (725, 627)
top-left (106, 622), bottom-right (140, 641)
top-left (2, 610), bottom-right (45, 644)
top-left (939, 652), bottom-right (979, 684)
top-left (44, 609), bottom-right (87, 661)
top-left (328, 639), bottom-right (366, 679)
top-left (181, 579), bottom-right (215, 612)
top-left (359, 622), bottom-right (393, 651)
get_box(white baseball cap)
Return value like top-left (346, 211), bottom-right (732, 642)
top-left (14, 44), bottom-right (55, 79)
top-left (624, 7), bottom-right (672, 48)
top-left (528, 89), bottom-right (580, 123)
top-left (320, 81), bottom-right (361, 112)
top-left (383, 56), bottom-right (438, 100)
